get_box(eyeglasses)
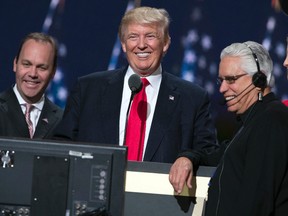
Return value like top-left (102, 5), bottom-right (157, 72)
top-left (217, 73), bottom-right (247, 85)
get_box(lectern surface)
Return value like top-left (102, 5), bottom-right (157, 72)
top-left (124, 161), bottom-right (215, 216)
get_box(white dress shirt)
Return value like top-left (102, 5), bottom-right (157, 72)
top-left (13, 85), bottom-right (44, 134)
top-left (119, 66), bottom-right (162, 160)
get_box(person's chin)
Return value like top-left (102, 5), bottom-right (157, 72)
top-left (226, 104), bottom-right (237, 113)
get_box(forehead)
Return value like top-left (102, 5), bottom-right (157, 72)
top-left (20, 39), bottom-right (53, 54)
top-left (19, 39), bottom-right (54, 61)
top-left (219, 56), bottom-right (242, 75)
top-left (126, 22), bottom-right (160, 33)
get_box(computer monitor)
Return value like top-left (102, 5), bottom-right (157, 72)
top-left (0, 137), bottom-right (127, 216)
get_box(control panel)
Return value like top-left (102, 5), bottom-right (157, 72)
top-left (0, 205), bottom-right (30, 216)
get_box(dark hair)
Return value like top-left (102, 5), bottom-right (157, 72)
top-left (15, 32), bottom-right (58, 72)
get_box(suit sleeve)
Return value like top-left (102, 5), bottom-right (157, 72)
top-left (177, 90), bottom-right (219, 168)
top-left (52, 80), bottom-right (81, 140)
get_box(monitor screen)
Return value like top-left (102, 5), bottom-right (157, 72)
top-left (0, 137), bottom-right (127, 216)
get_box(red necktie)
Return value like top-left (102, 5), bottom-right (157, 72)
top-left (125, 78), bottom-right (149, 161)
top-left (25, 103), bottom-right (34, 138)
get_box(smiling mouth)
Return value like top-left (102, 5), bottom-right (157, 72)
top-left (136, 52), bottom-right (151, 57)
top-left (225, 95), bottom-right (236, 101)
top-left (24, 80), bottom-right (40, 86)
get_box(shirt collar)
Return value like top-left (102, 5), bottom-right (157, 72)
top-left (236, 92), bottom-right (275, 125)
top-left (126, 65), bottom-right (162, 89)
top-left (13, 84), bottom-right (45, 111)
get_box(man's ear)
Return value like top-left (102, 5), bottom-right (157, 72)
top-left (163, 36), bottom-right (171, 55)
top-left (13, 57), bottom-right (17, 73)
top-left (121, 41), bottom-right (127, 53)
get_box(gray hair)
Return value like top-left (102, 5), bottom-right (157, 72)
top-left (118, 6), bottom-right (171, 44)
top-left (220, 41), bottom-right (274, 87)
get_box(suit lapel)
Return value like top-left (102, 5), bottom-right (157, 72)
top-left (100, 69), bottom-right (126, 144)
top-left (144, 72), bottom-right (180, 161)
top-left (34, 98), bottom-right (61, 138)
top-left (0, 89), bottom-right (30, 137)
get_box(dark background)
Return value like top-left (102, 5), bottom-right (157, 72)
top-left (0, 0), bottom-right (287, 142)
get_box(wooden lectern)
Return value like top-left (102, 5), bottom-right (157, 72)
top-left (124, 161), bottom-right (215, 216)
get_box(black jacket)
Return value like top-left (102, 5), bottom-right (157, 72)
top-left (205, 92), bottom-right (288, 216)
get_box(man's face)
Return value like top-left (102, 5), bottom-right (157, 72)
top-left (13, 39), bottom-right (55, 103)
top-left (121, 23), bottom-right (170, 76)
top-left (218, 56), bottom-right (258, 114)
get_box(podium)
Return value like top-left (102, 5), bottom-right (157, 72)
top-left (124, 161), bottom-right (215, 216)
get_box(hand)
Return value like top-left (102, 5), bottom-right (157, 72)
top-left (169, 157), bottom-right (193, 194)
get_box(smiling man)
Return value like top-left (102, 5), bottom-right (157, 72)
top-left (0, 32), bottom-right (63, 139)
top-left (53, 6), bottom-right (218, 194)
top-left (205, 41), bottom-right (288, 216)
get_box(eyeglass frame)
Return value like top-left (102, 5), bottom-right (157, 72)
top-left (217, 73), bottom-right (247, 85)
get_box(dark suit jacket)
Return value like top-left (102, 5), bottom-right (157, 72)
top-left (0, 88), bottom-right (63, 139)
top-left (54, 68), bottom-right (217, 164)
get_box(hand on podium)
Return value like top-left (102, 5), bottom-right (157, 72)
top-left (168, 157), bottom-right (193, 194)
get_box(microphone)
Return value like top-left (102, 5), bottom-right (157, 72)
top-left (219, 82), bottom-right (255, 106)
top-left (128, 74), bottom-right (143, 97)
top-left (122, 74), bottom-right (143, 146)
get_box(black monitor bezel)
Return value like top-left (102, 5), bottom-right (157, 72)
top-left (0, 137), bottom-right (127, 216)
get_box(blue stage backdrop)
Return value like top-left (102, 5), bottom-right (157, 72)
top-left (0, 0), bottom-right (287, 141)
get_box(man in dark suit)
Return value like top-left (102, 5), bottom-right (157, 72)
top-left (0, 32), bottom-right (63, 139)
top-left (53, 7), bottom-right (218, 193)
